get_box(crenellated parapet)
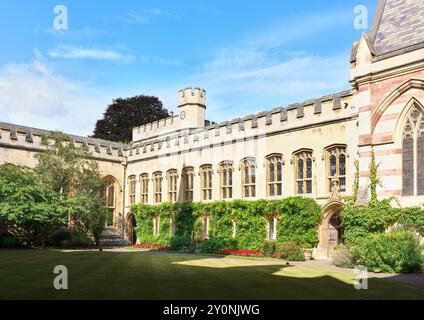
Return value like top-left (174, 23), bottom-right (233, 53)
top-left (127, 90), bottom-right (355, 161)
top-left (132, 87), bottom-right (207, 142)
top-left (178, 87), bottom-right (206, 107)
top-left (0, 122), bottom-right (127, 163)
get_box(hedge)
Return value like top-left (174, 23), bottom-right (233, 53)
top-left (131, 197), bottom-right (322, 251)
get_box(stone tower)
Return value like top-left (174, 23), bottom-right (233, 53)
top-left (177, 87), bottom-right (206, 130)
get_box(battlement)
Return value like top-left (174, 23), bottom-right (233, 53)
top-left (133, 87), bottom-right (207, 142)
top-left (178, 87), bottom-right (206, 107)
top-left (0, 122), bottom-right (127, 162)
top-left (128, 89), bottom-right (355, 160)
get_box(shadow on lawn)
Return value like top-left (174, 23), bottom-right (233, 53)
top-left (1, 249), bottom-right (423, 300)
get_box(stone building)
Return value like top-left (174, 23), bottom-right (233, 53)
top-left (1, 0), bottom-right (423, 257)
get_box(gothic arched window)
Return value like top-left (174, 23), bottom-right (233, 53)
top-left (200, 165), bottom-right (213, 201)
top-left (241, 158), bottom-right (256, 198)
top-left (402, 107), bottom-right (424, 196)
top-left (153, 172), bottom-right (163, 203)
top-left (294, 150), bottom-right (313, 194)
top-left (266, 154), bottom-right (282, 197)
top-left (182, 167), bottom-right (194, 201)
top-left (219, 161), bottom-right (233, 199)
top-left (167, 169), bottom-right (178, 203)
top-left (325, 145), bottom-right (347, 193)
top-left (140, 173), bottom-right (149, 204)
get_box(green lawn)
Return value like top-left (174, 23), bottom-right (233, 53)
top-left (0, 249), bottom-right (423, 300)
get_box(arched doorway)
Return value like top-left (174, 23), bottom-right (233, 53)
top-left (328, 213), bottom-right (343, 252)
top-left (317, 201), bottom-right (344, 258)
top-left (126, 213), bottom-right (137, 245)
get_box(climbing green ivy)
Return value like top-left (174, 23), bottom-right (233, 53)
top-left (131, 197), bottom-right (323, 250)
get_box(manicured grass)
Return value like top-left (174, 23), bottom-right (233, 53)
top-left (0, 249), bottom-right (423, 300)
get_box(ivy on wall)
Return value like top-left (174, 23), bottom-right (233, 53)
top-left (131, 197), bottom-right (322, 250)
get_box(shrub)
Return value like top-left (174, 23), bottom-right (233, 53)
top-left (275, 241), bottom-right (305, 261)
top-left (50, 228), bottom-right (72, 247)
top-left (262, 241), bottom-right (276, 256)
top-left (353, 230), bottom-right (424, 273)
top-left (197, 238), bottom-right (224, 253)
top-left (69, 229), bottom-right (94, 247)
top-left (170, 236), bottom-right (192, 251)
top-left (332, 244), bottom-right (355, 268)
top-left (0, 233), bottom-right (16, 248)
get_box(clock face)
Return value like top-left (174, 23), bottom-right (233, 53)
top-left (180, 111), bottom-right (186, 120)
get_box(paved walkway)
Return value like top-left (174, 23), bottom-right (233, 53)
top-left (90, 247), bottom-right (424, 290)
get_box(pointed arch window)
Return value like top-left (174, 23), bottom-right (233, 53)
top-left (167, 169), bottom-right (178, 203)
top-left (140, 174), bottom-right (149, 204)
top-left (104, 178), bottom-right (116, 226)
top-left (220, 161), bottom-right (233, 199)
top-left (153, 172), bottom-right (163, 203)
top-left (266, 154), bottom-right (282, 197)
top-left (200, 165), bottom-right (213, 201)
top-left (182, 167), bottom-right (194, 201)
top-left (402, 106), bottom-right (424, 196)
top-left (325, 146), bottom-right (347, 193)
top-left (128, 175), bottom-right (137, 205)
top-left (294, 150), bottom-right (313, 194)
top-left (241, 158), bottom-right (256, 198)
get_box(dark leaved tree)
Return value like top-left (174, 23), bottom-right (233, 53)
top-left (92, 95), bottom-right (170, 143)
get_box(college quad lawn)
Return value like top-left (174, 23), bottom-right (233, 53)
top-left (0, 249), bottom-right (423, 300)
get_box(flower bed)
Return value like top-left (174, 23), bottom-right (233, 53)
top-left (133, 243), bottom-right (172, 250)
top-left (213, 249), bottom-right (264, 257)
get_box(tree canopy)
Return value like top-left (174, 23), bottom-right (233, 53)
top-left (92, 95), bottom-right (170, 143)
top-left (0, 164), bottom-right (67, 246)
top-left (0, 132), bottom-right (109, 247)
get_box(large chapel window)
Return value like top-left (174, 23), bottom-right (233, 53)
top-left (266, 154), bottom-right (282, 197)
top-left (402, 107), bottom-right (424, 196)
top-left (241, 158), bottom-right (256, 198)
top-left (326, 145), bottom-right (347, 193)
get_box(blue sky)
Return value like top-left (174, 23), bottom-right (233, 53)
top-left (0, 0), bottom-right (376, 136)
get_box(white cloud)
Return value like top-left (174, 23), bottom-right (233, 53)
top-left (181, 8), bottom-right (353, 122)
top-left (0, 53), bottom-right (115, 136)
top-left (49, 45), bottom-right (134, 61)
top-left (190, 50), bottom-right (349, 122)
top-left (120, 8), bottom-right (179, 24)
top-left (33, 26), bottom-right (104, 40)
top-left (140, 56), bottom-right (182, 66)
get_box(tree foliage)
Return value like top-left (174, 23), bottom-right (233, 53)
top-left (36, 132), bottom-right (108, 245)
top-left (0, 164), bottom-right (67, 246)
top-left (92, 95), bottom-right (170, 143)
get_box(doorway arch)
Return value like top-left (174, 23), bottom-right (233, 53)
top-left (126, 213), bottom-right (137, 245)
top-left (318, 201), bottom-right (344, 258)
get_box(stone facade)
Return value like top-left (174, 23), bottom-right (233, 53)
top-left (1, 0), bottom-right (423, 257)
